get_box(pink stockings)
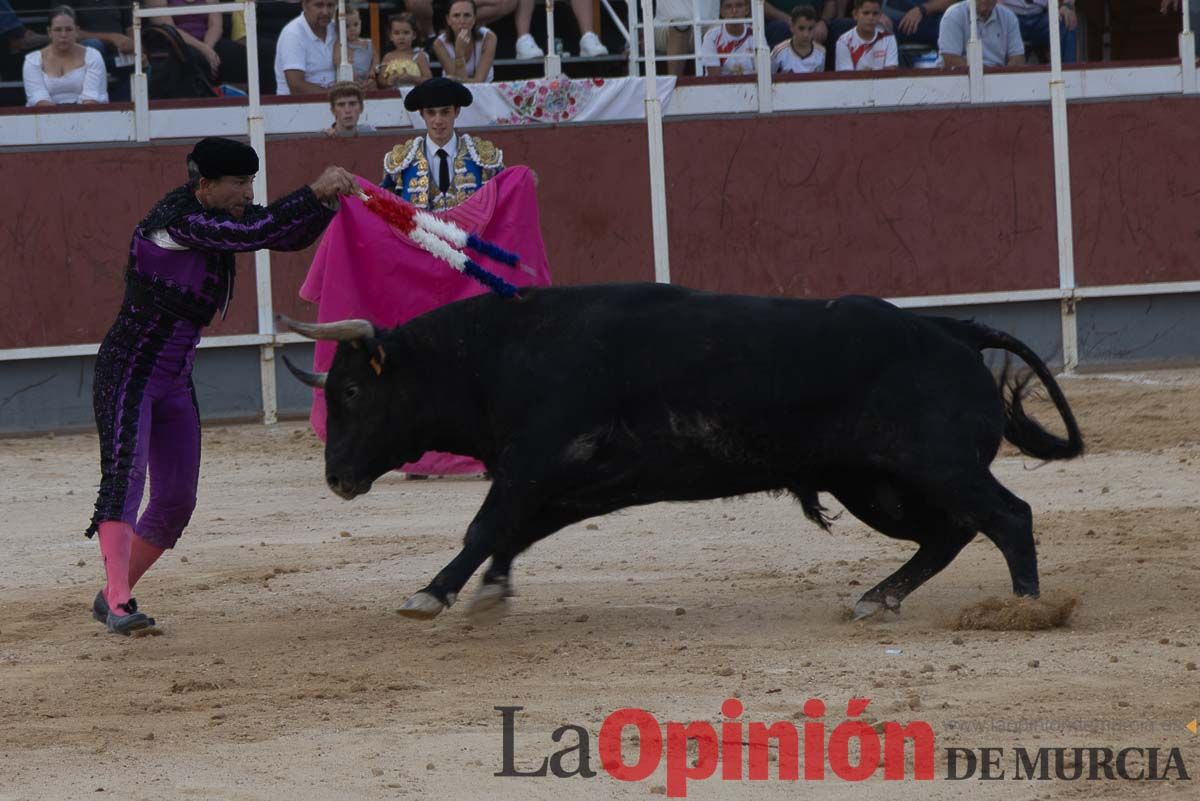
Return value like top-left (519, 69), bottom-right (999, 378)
top-left (97, 521), bottom-right (165, 611)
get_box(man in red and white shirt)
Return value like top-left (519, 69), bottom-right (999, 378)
top-left (835, 0), bottom-right (898, 71)
top-left (700, 0), bottom-right (757, 76)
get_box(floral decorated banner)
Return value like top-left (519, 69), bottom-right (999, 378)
top-left (400, 76), bottom-right (676, 128)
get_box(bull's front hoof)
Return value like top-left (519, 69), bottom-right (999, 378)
top-left (466, 582), bottom-right (510, 622)
top-left (398, 591), bottom-right (447, 620)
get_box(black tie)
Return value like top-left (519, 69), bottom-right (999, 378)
top-left (436, 148), bottom-right (450, 193)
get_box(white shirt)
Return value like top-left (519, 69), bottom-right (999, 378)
top-left (835, 27), bottom-right (898, 71)
top-left (24, 47), bottom-right (108, 106)
top-left (274, 14), bottom-right (336, 96)
top-left (939, 2), bottom-right (1026, 67)
top-left (699, 25), bottom-right (756, 76)
top-left (425, 133), bottom-right (458, 180)
top-left (771, 40), bottom-right (825, 74)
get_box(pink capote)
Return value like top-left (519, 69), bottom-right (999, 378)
top-left (298, 166), bottom-right (552, 475)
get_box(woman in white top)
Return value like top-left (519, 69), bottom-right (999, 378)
top-left (24, 6), bottom-right (108, 106)
top-left (432, 0), bottom-right (497, 83)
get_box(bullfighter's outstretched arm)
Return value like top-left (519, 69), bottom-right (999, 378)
top-left (166, 186), bottom-right (337, 253)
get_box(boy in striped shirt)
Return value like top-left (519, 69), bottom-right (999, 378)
top-left (835, 0), bottom-right (898, 71)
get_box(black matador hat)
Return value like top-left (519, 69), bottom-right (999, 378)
top-left (404, 77), bottom-right (474, 112)
top-left (188, 137), bottom-right (260, 179)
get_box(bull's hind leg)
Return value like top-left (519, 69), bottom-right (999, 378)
top-left (826, 480), bottom-right (976, 620)
top-left (972, 478), bottom-right (1039, 599)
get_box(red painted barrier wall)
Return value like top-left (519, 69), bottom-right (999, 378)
top-left (3, 95), bottom-right (1198, 350)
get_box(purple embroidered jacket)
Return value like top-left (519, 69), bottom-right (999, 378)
top-left (123, 184), bottom-right (336, 330)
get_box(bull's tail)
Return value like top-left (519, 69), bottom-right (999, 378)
top-left (933, 318), bottom-right (1084, 461)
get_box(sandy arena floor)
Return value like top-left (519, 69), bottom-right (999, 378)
top-left (1, 369), bottom-right (1199, 800)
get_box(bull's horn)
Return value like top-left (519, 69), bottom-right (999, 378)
top-left (281, 355), bottom-right (327, 389)
top-left (277, 314), bottom-right (374, 341)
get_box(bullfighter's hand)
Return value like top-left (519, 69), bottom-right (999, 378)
top-left (310, 166), bottom-right (360, 200)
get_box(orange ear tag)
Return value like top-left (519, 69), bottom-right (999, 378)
top-left (369, 344), bottom-right (386, 376)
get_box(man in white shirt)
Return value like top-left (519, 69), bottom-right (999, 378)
top-left (274, 0), bottom-right (336, 95)
top-left (835, 0), bottom-right (898, 71)
top-left (938, 0), bottom-right (1025, 68)
top-left (999, 0), bottom-right (1077, 63)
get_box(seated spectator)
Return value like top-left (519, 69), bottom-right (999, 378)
top-left (764, 1), bottom-right (834, 49)
top-left (332, 5), bottom-right (377, 87)
top-left (432, 0), bottom-right (497, 83)
top-left (699, 0), bottom-right (756, 77)
top-left (938, 0), bottom-right (1024, 68)
top-left (773, 5), bottom-right (825, 73)
top-left (835, 0), bottom-right (897, 70)
top-left (999, 1), bottom-right (1076, 63)
top-left (145, 0), bottom-right (248, 86)
top-left (513, 0), bottom-right (609, 59)
top-left (275, 0), bottom-right (337, 95)
top-left (409, 0), bottom-right (518, 40)
top-left (654, 0), bottom-right (718, 77)
top-left (2, 0), bottom-right (49, 54)
top-left (24, 6), bottom-right (108, 106)
top-left (877, 0), bottom-right (952, 49)
top-left (324, 81), bottom-right (376, 136)
top-left (376, 12), bottom-right (432, 89)
top-left (75, 0), bottom-right (135, 102)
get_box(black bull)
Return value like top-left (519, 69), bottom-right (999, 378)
top-left (281, 283), bottom-right (1083, 621)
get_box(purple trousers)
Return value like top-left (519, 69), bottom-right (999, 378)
top-left (89, 312), bottom-right (201, 549)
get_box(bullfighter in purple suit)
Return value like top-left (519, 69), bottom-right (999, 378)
top-left (87, 137), bottom-right (359, 634)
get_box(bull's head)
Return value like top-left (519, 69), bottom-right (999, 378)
top-left (279, 315), bottom-right (422, 500)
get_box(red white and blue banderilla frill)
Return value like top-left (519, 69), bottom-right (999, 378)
top-left (356, 186), bottom-right (531, 298)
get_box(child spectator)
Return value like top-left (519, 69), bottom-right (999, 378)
top-left (699, 0), bottom-right (756, 77)
top-left (376, 12), bottom-right (432, 88)
top-left (333, 5), bottom-right (377, 87)
top-left (324, 81), bottom-right (376, 136)
top-left (24, 6), bottom-right (108, 106)
top-left (835, 0), bottom-right (897, 70)
top-left (772, 5), bottom-right (825, 73)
